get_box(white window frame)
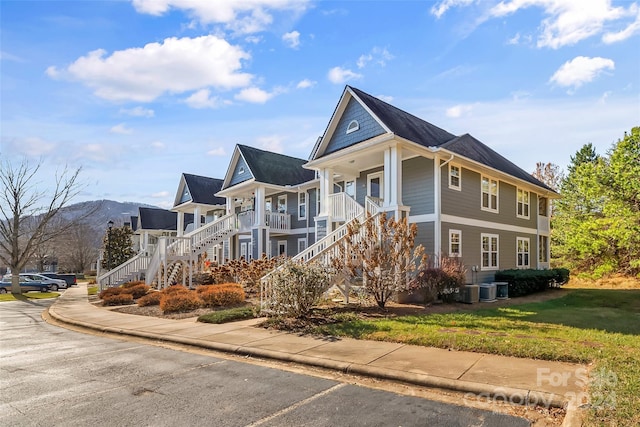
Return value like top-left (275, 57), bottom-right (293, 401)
top-left (449, 229), bottom-right (462, 257)
top-left (538, 196), bottom-right (548, 217)
top-left (481, 176), bottom-right (499, 212)
top-left (517, 188), bottom-right (530, 219)
top-left (277, 195), bottom-right (287, 214)
top-left (481, 233), bottom-right (499, 270)
top-left (265, 197), bottom-right (272, 212)
top-left (345, 180), bottom-right (356, 198)
top-left (517, 237), bottom-right (530, 268)
top-left (297, 238), bottom-right (307, 254)
top-left (240, 242), bottom-right (247, 260)
top-left (367, 171), bottom-right (384, 201)
top-left (316, 189), bottom-right (320, 217)
top-left (449, 164), bottom-right (461, 191)
top-left (539, 235), bottom-right (549, 263)
top-left (278, 240), bottom-right (287, 256)
top-left (346, 120), bottom-right (359, 134)
top-left (298, 192), bottom-right (307, 220)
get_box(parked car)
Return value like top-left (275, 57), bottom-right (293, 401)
top-left (0, 275), bottom-right (51, 293)
top-left (19, 274), bottom-right (66, 291)
top-left (40, 272), bottom-right (77, 287)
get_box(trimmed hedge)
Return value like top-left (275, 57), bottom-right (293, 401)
top-left (494, 268), bottom-right (570, 297)
top-left (121, 283), bottom-right (150, 299)
top-left (160, 292), bottom-right (202, 313)
top-left (198, 283), bottom-right (245, 307)
top-left (102, 293), bottom-right (133, 306)
top-left (137, 291), bottom-right (162, 307)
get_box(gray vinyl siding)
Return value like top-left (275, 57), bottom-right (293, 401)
top-left (413, 221), bottom-right (435, 258)
top-left (441, 167), bottom-right (538, 228)
top-left (229, 156), bottom-right (253, 187)
top-left (324, 98), bottom-right (386, 156)
top-left (269, 235), bottom-right (303, 258)
top-left (402, 157), bottom-right (434, 215)
top-left (442, 222), bottom-right (538, 284)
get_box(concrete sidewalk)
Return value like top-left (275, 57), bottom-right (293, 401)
top-left (48, 284), bottom-right (585, 409)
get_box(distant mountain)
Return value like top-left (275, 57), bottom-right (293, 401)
top-left (58, 200), bottom-right (159, 232)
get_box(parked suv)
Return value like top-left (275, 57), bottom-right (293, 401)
top-left (19, 274), bottom-right (66, 291)
top-left (40, 273), bottom-right (77, 287)
top-left (0, 275), bottom-right (51, 293)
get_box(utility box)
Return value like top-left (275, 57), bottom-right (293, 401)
top-left (459, 284), bottom-right (479, 304)
top-left (479, 283), bottom-right (497, 302)
top-left (494, 282), bottom-right (509, 300)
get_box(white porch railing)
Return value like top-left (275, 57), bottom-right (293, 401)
top-left (266, 212), bottom-right (290, 231)
top-left (237, 211), bottom-right (255, 232)
top-left (329, 192), bottom-right (363, 222)
top-left (98, 253), bottom-right (150, 290)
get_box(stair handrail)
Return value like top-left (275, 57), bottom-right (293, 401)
top-left (97, 252), bottom-right (150, 290)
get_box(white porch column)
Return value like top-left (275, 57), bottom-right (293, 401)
top-left (226, 197), bottom-right (234, 215)
top-left (194, 206), bottom-right (202, 230)
top-left (318, 168), bottom-right (334, 216)
top-left (176, 211), bottom-right (185, 237)
top-left (383, 143), bottom-right (406, 219)
top-left (254, 185), bottom-right (266, 226)
top-left (434, 154), bottom-right (441, 264)
top-left (142, 231), bottom-right (149, 252)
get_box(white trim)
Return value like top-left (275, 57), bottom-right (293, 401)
top-left (449, 229), bottom-right (462, 257)
top-left (517, 188), bottom-right (530, 219)
top-left (408, 213), bottom-right (437, 223)
top-left (277, 240), bottom-right (287, 256)
top-left (277, 194), bottom-right (287, 214)
top-left (298, 192), bottom-right (307, 220)
top-left (297, 237), bottom-right (307, 253)
top-left (448, 164), bottom-right (461, 191)
top-left (240, 242), bottom-right (248, 260)
top-left (346, 120), bottom-right (359, 134)
top-left (481, 175), bottom-right (499, 213)
top-left (481, 233), bottom-right (499, 271)
top-left (441, 214), bottom-right (538, 235)
top-left (367, 171), bottom-right (384, 200)
top-left (516, 236), bottom-right (530, 268)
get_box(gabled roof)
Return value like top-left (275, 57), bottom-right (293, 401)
top-left (130, 216), bottom-right (138, 232)
top-left (138, 207), bottom-right (195, 231)
top-left (222, 144), bottom-right (315, 190)
top-left (348, 86), bottom-right (455, 148)
top-left (182, 173), bottom-right (225, 206)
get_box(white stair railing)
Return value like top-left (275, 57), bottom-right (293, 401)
top-left (98, 253), bottom-right (150, 290)
top-left (328, 192), bottom-right (363, 222)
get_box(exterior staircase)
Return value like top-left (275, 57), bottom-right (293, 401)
top-left (98, 213), bottom-right (237, 290)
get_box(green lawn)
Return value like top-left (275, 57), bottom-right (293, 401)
top-left (198, 306), bottom-right (256, 324)
top-left (0, 292), bottom-right (60, 302)
top-left (314, 289), bottom-right (640, 427)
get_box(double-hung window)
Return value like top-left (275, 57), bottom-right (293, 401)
top-left (277, 195), bottom-right (287, 214)
top-left (298, 192), bottom-right (306, 220)
top-left (449, 164), bottom-right (461, 190)
top-left (449, 230), bottom-right (462, 257)
top-left (517, 188), bottom-right (530, 218)
top-left (481, 176), bottom-right (498, 212)
top-left (481, 233), bottom-right (499, 270)
top-left (517, 237), bottom-right (530, 268)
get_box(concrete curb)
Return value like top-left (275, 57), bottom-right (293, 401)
top-left (48, 305), bottom-right (568, 409)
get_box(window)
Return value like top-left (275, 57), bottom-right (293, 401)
top-left (517, 188), bottom-right (530, 218)
top-left (345, 180), bottom-right (356, 198)
top-left (481, 176), bottom-right (498, 212)
top-left (277, 195), bottom-right (287, 214)
top-left (367, 172), bottom-right (383, 201)
top-left (539, 235), bottom-right (548, 263)
top-left (449, 164), bottom-right (461, 190)
top-left (278, 240), bottom-right (287, 256)
top-left (265, 197), bottom-right (272, 212)
top-left (238, 166), bottom-right (245, 174)
top-left (298, 192), bottom-right (307, 220)
top-left (240, 242), bottom-right (247, 260)
top-left (517, 237), bottom-right (530, 268)
top-left (481, 233), bottom-right (499, 270)
top-left (449, 230), bottom-right (462, 257)
top-left (297, 238), bottom-right (307, 253)
top-left (346, 120), bottom-right (359, 134)
top-left (539, 197), bottom-right (548, 217)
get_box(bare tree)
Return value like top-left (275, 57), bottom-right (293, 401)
top-left (532, 162), bottom-right (564, 192)
top-left (56, 221), bottom-right (100, 273)
top-left (0, 159), bottom-right (84, 294)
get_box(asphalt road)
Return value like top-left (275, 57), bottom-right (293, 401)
top-left (0, 298), bottom-right (530, 427)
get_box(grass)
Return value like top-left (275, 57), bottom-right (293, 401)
top-left (87, 286), bottom-right (98, 296)
top-left (0, 292), bottom-right (60, 302)
top-left (313, 288), bottom-right (640, 427)
top-left (197, 306), bottom-right (256, 324)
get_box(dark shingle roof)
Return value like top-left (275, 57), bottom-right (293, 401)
top-left (138, 208), bottom-right (196, 231)
top-left (348, 86), bottom-right (455, 147)
top-left (183, 174), bottom-right (225, 206)
top-left (441, 134), bottom-right (555, 191)
top-left (130, 216), bottom-right (138, 232)
top-left (238, 145), bottom-right (316, 186)
top-left (348, 86), bottom-right (554, 193)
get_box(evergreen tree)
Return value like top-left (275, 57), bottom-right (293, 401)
top-left (101, 225), bottom-right (134, 270)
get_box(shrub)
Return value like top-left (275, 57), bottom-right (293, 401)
top-left (160, 292), bottom-right (202, 313)
top-left (121, 283), bottom-right (150, 299)
top-left (162, 284), bottom-right (190, 295)
top-left (98, 286), bottom-right (124, 299)
top-left (121, 280), bottom-right (145, 289)
top-left (102, 293), bottom-right (134, 306)
top-left (199, 284), bottom-right (245, 307)
top-left (198, 306), bottom-right (255, 324)
top-left (137, 291), bottom-right (162, 307)
top-left (494, 268), bottom-right (570, 297)
top-left (409, 257), bottom-right (466, 303)
top-left (263, 259), bottom-right (332, 317)
top-left (192, 272), bottom-right (216, 286)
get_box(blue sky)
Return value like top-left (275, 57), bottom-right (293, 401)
top-left (2, 0), bottom-right (639, 209)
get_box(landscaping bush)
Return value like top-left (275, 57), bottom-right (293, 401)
top-left (160, 292), bottom-right (202, 313)
top-left (98, 286), bottom-right (124, 299)
top-left (263, 259), bottom-right (332, 317)
top-left (192, 272), bottom-right (216, 286)
top-left (409, 257), bottom-right (466, 303)
top-left (162, 284), bottom-right (190, 295)
top-left (137, 291), bottom-right (162, 307)
top-left (199, 284), bottom-right (245, 307)
top-left (121, 283), bottom-right (150, 299)
top-left (494, 268), bottom-right (570, 297)
top-left (121, 280), bottom-right (144, 289)
top-left (198, 306), bottom-right (255, 324)
top-left (102, 293), bottom-right (133, 306)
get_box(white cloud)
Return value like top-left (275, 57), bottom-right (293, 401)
top-left (327, 66), bottom-right (362, 84)
top-left (446, 104), bottom-right (474, 118)
top-left (603, 4), bottom-right (640, 43)
top-left (357, 47), bottom-right (394, 69)
top-left (48, 35), bottom-right (253, 102)
top-left (507, 32), bottom-right (520, 45)
top-left (235, 87), bottom-right (281, 103)
top-left (151, 191), bottom-right (170, 198)
top-left (1, 51), bottom-right (25, 62)
top-left (296, 79), bottom-right (316, 89)
top-left (156, 200), bottom-right (173, 209)
top-left (245, 35), bottom-right (263, 44)
top-left (257, 135), bottom-right (284, 153)
top-left (282, 30), bottom-right (300, 48)
top-left (119, 106), bottom-right (154, 118)
top-left (131, 0), bottom-right (310, 34)
top-left (207, 147), bottom-right (226, 156)
top-left (185, 88), bottom-right (220, 109)
top-left (110, 123), bottom-right (133, 134)
top-left (2, 136), bottom-right (56, 157)
top-left (431, 0), bottom-right (475, 19)
top-left (376, 95), bottom-right (394, 103)
top-left (549, 56), bottom-right (615, 92)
